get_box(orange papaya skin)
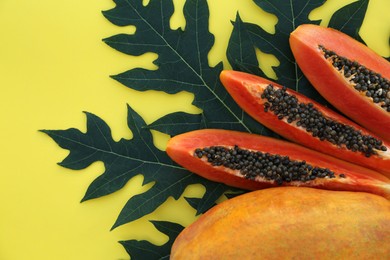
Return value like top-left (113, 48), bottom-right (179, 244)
top-left (289, 24), bottom-right (390, 142)
top-left (171, 187), bottom-right (390, 260)
top-left (166, 129), bottom-right (390, 199)
top-left (219, 70), bottom-right (390, 177)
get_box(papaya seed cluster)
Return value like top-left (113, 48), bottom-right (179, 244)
top-left (319, 45), bottom-right (390, 112)
top-left (261, 84), bottom-right (387, 157)
top-left (194, 145), bottom-right (345, 185)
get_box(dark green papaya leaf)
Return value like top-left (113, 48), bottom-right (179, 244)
top-left (42, 104), bottom-right (238, 228)
top-left (104, 0), bottom-right (213, 90)
top-left (119, 220), bottom-right (184, 260)
top-left (103, 0), bottom-right (264, 135)
top-left (41, 105), bottom-right (178, 201)
top-left (328, 0), bottom-right (369, 44)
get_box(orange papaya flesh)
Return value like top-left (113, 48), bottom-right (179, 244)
top-left (219, 70), bottom-right (390, 177)
top-left (171, 187), bottom-right (390, 260)
top-left (289, 24), bottom-right (390, 142)
top-left (166, 129), bottom-right (390, 199)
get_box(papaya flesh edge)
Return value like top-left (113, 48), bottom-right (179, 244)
top-left (171, 187), bottom-right (390, 260)
top-left (166, 129), bottom-right (390, 200)
top-left (219, 70), bottom-right (390, 177)
top-left (289, 24), bottom-right (390, 142)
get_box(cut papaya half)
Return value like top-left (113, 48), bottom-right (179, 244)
top-left (289, 24), bottom-right (390, 142)
top-left (166, 129), bottom-right (390, 199)
top-left (219, 70), bottom-right (390, 178)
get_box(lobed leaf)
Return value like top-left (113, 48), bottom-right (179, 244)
top-left (42, 104), bottom-right (233, 229)
top-left (103, 0), bottom-right (263, 135)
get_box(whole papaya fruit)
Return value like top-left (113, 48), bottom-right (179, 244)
top-left (289, 24), bottom-right (390, 142)
top-left (171, 187), bottom-right (390, 260)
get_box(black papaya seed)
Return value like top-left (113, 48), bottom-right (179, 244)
top-left (319, 45), bottom-right (390, 113)
top-left (260, 84), bottom-right (387, 157)
top-left (194, 145), bottom-right (344, 185)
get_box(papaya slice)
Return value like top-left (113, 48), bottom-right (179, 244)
top-left (166, 129), bottom-right (390, 199)
top-left (171, 187), bottom-right (390, 259)
top-left (219, 70), bottom-right (390, 177)
top-left (289, 24), bottom-right (390, 142)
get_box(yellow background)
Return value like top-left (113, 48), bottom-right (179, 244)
top-left (1, 0), bottom-right (389, 259)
